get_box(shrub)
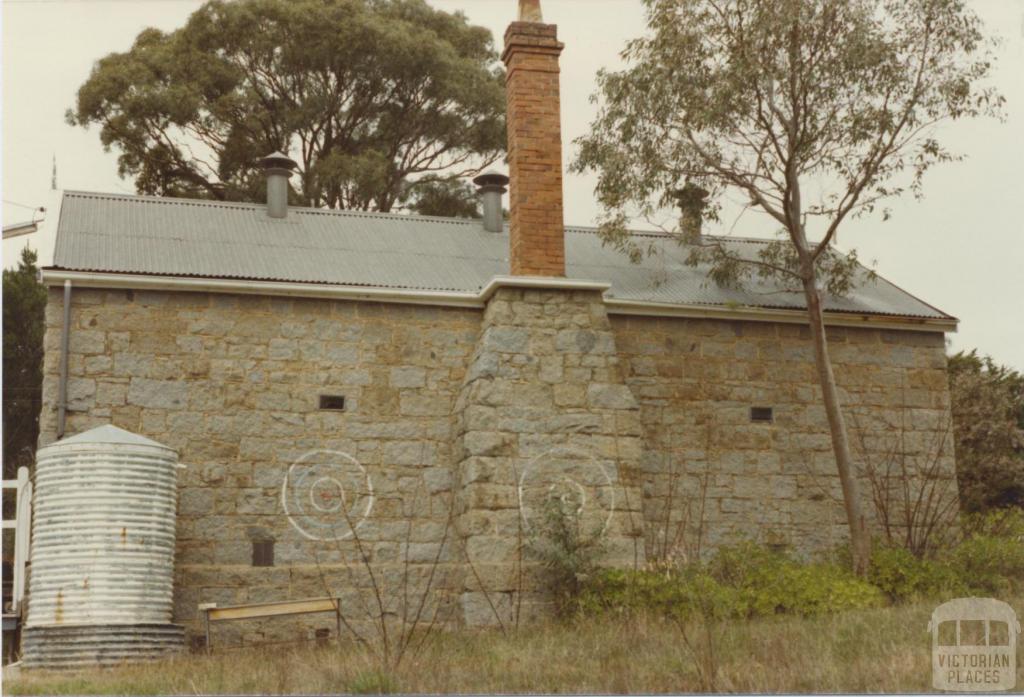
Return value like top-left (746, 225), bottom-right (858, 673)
top-left (527, 497), bottom-right (607, 617)
top-left (579, 566), bottom-right (740, 621)
top-left (581, 543), bottom-right (883, 621)
top-left (868, 546), bottom-right (966, 602)
top-left (580, 521), bottom-right (1023, 625)
top-left (706, 543), bottom-right (883, 617)
top-left (960, 507), bottom-right (1024, 538)
top-left (868, 509), bottom-right (1024, 601)
top-left (947, 531), bottom-right (1024, 596)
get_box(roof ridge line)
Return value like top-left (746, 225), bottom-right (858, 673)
top-left (61, 189), bottom-right (484, 226)
top-left (63, 190), bottom-right (797, 241)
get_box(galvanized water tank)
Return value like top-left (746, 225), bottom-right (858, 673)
top-left (22, 425), bottom-right (185, 668)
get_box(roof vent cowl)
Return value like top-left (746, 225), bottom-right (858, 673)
top-left (473, 171), bottom-right (509, 233)
top-left (260, 152), bottom-right (298, 219)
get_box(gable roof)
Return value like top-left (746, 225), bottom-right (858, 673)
top-left (46, 190), bottom-right (954, 325)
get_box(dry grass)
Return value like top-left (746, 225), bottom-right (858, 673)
top-left (6, 597), bottom-right (1023, 694)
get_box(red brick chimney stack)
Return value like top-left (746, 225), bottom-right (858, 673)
top-left (502, 0), bottom-right (566, 277)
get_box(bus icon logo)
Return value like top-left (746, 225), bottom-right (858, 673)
top-left (929, 598), bottom-right (1020, 691)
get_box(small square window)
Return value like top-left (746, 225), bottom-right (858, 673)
top-left (750, 406), bottom-right (774, 423)
top-left (252, 540), bottom-right (274, 567)
top-left (319, 395), bottom-right (346, 411)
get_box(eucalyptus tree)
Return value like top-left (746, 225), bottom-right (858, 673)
top-left (574, 0), bottom-right (1003, 574)
top-left (3, 248), bottom-right (47, 481)
top-left (68, 0), bottom-right (506, 213)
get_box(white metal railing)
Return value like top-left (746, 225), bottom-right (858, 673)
top-left (2, 466), bottom-right (33, 616)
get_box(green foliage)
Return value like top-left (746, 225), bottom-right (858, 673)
top-left (584, 520), bottom-right (1024, 623)
top-left (868, 509), bottom-right (1024, 601)
top-left (573, 0), bottom-right (1003, 579)
top-left (573, 0), bottom-right (1002, 291)
top-left (867, 546), bottom-right (966, 602)
top-left (2, 247), bottom-right (47, 481)
top-left (580, 566), bottom-right (715, 621)
top-left (582, 543), bottom-right (883, 621)
top-left (527, 497), bottom-right (607, 617)
top-left (705, 543), bottom-right (884, 617)
top-left (67, 0), bottom-right (506, 213)
top-left (946, 513), bottom-right (1024, 597)
top-left (948, 350), bottom-right (1024, 512)
top-left (399, 177), bottom-right (480, 218)
top-left (961, 507), bottom-right (1024, 539)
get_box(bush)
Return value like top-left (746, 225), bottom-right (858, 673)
top-left (868, 508), bottom-right (1024, 601)
top-left (578, 518), bottom-right (1023, 624)
top-left (581, 543), bottom-right (883, 621)
top-left (947, 531), bottom-right (1024, 596)
top-left (961, 507), bottom-right (1024, 538)
top-left (527, 497), bottom-right (607, 617)
top-left (868, 546), bottom-right (966, 602)
top-left (706, 543), bottom-right (883, 617)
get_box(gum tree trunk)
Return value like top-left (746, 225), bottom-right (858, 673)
top-left (801, 274), bottom-right (872, 576)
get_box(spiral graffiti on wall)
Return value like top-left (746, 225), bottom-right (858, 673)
top-left (282, 449), bottom-right (374, 541)
top-left (516, 442), bottom-right (616, 537)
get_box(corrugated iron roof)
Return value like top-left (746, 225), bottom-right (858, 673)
top-left (50, 190), bottom-right (953, 321)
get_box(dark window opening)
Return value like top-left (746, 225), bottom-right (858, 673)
top-left (252, 540), bottom-right (275, 567)
top-left (319, 395), bottom-right (346, 411)
top-left (750, 406), bottom-right (774, 423)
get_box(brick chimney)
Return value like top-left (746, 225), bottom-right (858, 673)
top-left (502, 0), bottom-right (565, 277)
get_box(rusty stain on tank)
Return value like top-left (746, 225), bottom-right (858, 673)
top-left (55, 590), bottom-right (64, 624)
top-left (121, 527), bottom-right (127, 544)
top-left (83, 577), bottom-right (89, 590)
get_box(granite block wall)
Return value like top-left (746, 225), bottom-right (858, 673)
top-left (608, 315), bottom-right (958, 559)
top-left (36, 286), bottom-right (958, 638)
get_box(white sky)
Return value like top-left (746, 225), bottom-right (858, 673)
top-left (2, 0), bottom-right (1022, 369)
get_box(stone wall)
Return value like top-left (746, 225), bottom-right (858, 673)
top-left (36, 286), bottom-right (958, 639)
top-left (39, 287), bottom-right (481, 645)
top-left (609, 315), bottom-right (958, 559)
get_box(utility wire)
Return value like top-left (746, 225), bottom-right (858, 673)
top-left (2, 201), bottom-right (43, 212)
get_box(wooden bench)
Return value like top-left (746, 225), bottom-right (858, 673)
top-left (199, 597), bottom-right (342, 651)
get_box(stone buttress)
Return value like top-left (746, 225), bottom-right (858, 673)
top-left (453, 283), bottom-right (646, 626)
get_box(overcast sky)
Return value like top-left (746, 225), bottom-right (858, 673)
top-left (2, 0), bottom-right (1022, 369)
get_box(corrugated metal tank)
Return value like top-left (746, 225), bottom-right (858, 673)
top-left (27, 425), bottom-right (179, 627)
top-left (23, 425), bottom-right (184, 667)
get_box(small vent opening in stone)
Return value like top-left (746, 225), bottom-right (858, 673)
top-left (252, 540), bottom-right (275, 567)
top-left (319, 395), bottom-right (346, 411)
top-left (750, 406), bottom-right (774, 423)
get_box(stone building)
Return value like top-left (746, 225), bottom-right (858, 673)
top-left (36, 3), bottom-right (958, 639)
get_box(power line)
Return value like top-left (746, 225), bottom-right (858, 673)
top-left (2, 200), bottom-right (43, 212)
